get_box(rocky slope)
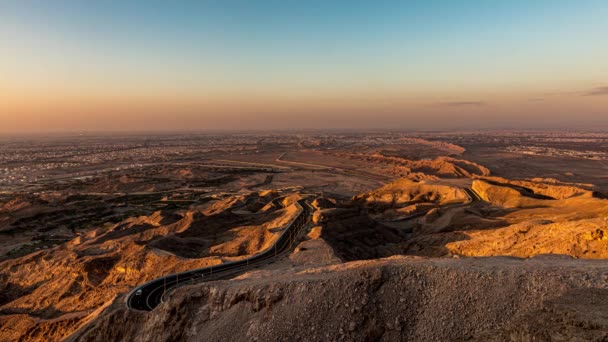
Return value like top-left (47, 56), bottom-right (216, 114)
top-left (339, 154), bottom-right (491, 180)
top-left (68, 256), bottom-right (608, 342)
top-left (0, 192), bottom-right (299, 341)
top-left (354, 178), bottom-right (467, 220)
top-left (404, 179), bottom-right (608, 259)
top-left (479, 176), bottom-right (597, 199)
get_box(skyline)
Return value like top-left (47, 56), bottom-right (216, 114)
top-left (1, 0), bottom-right (608, 132)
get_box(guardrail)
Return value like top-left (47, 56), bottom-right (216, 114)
top-left (126, 199), bottom-right (310, 311)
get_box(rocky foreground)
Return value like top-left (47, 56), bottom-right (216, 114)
top-left (69, 256), bottom-right (608, 341)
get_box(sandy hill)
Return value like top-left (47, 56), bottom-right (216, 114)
top-left (402, 179), bottom-right (608, 259)
top-left (357, 178), bottom-right (467, 205)
top-left (314, 177), bottom-right (608, 261)
top-left (341, 153), bottom-right (490, 179)
top-left (354, 178), bottom-right (467, 220)
top-left (471, 179), bottom-right (550, 208)
top-left (478, 176), bottom-right (597, 199)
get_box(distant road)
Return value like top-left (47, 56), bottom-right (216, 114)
top-left (209, 159), bottom-right (291, 171)
top-left (275, 152), bottom-right (333, 170)
top-left (276, 151), bottom-right (390, 182)
top-left (462, 187), bottom-right (482, 202)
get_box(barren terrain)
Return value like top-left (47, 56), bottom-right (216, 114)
top-left (0, 131), bottom-right (607, 341)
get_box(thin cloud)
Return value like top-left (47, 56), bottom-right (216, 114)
top-left (436, 101), bottom-right (485, 107)
top-left (584, 86), bottom-right (608, 96)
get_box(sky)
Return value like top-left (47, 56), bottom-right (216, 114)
top-left (1, 0), bottom-right (608, 132)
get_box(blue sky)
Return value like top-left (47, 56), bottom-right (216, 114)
top-left (1, 0), bottom-right (607, 131)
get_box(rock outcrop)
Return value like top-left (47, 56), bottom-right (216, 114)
top-left (69, 256), bottom-right (608, 342)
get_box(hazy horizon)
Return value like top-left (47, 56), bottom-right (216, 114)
top-left (2, 0), bottom-right (607, 132)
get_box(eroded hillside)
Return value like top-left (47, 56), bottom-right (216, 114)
top-left (68, 256), bottom-right (608, 342)
top-left (0, 192), bottom-right (301, 340)
top-left (2, 132), bottom-right (608, 342)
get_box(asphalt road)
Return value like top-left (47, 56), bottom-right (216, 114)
top-left (127, 199), bottom-right (311, 311)
top-left (463, 187), bottom-right (482, 202)
top-left (126, 188), bottom-right (482, 311)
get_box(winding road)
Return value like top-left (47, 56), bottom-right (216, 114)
top-left (126, 187), bottom-right (482, 311)
top-left (127, 199), bottom-right (312, 311)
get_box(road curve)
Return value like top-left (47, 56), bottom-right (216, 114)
top-left (126, 199), bottom-right (311, 311)
top-left (126, 188), bottom-right (482, 311)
